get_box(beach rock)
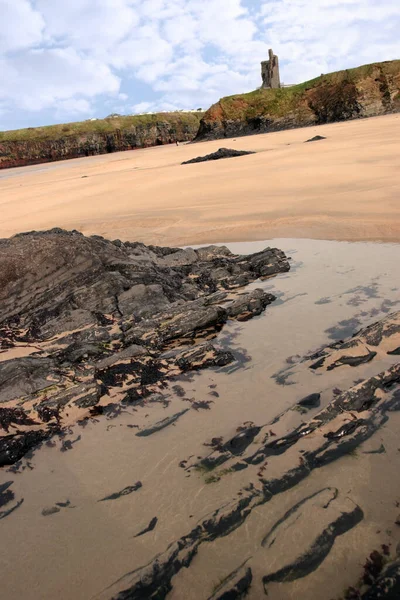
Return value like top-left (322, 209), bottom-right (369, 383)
top-left (182, 148), bottom-right (255, 165)
top-left (305, 312), bottom-right (400, 374)
top-left (0, 430), bottom-right (52, 467)
top-left (42, 506), bottom-right (61, 517)
top-left (134, 517), bottom-right (158, 538)
top-left (104, 363), bottom-right (400, 599)
top-left (261, 488), bottom-right (364, 593)
top-left (361, 559), bottom-right (400, 599)
top-left (263, 506), bottom-right (364, 594)
top-left (305, 135), bottom-right (326, 142)
top-left (136, 409), bottom-right (189, 437)
top-left (297, 392), bottom-right (321, 409)
top-left (0, 229), bottom-right (290, 465)
top-left (207, 563), bottom-right (252, 599)
top-left (98, 481), bottom-right (142, 502)
top-left (0, 481), bottom-right (24, 519)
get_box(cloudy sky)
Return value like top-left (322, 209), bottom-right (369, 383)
top-left (1, 0), bottom-right (399, 130)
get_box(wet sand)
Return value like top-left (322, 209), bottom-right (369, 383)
top-left (1, 114), bottom-right (400, 245)
top-left (0, 238), bottom-right (399, 600)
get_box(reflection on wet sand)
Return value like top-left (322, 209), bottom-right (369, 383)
top-left (0, 238), bottom-right (399, 600)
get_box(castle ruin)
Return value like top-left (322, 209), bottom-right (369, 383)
top-left (261, 49), bottom-right (280, 89)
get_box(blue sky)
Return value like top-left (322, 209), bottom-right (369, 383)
top-left (1, 0), bottom-right (399, 130)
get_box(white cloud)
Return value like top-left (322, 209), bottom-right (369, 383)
top-left (260, 0), bottom-right (400, 82)
top-left (110, 25), bottom-right (174, 70)
top-left (0, 48), bottom-right (120, 112)
top-left (0, 0), bottom-right (399, 128)
top-left (36, 0), bottom-right (138, 51)
top-left (0, 0), bottom-right (45, 52)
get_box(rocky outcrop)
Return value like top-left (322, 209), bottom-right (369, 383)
top-left (0, 112), bottom-right (203, 169)
top-left (196, 60), bottom-right (400, 140)
top-left (0, 229), bottom-right (290, 464)
top-left (182, 147), bottom-right (255, 164)
top-left (104, 359), bottom-right (400, 599)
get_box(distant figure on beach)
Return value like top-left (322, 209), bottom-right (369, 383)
top-left (176, 141), bottom-right (179, 146)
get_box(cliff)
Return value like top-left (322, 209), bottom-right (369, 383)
top-left (0, 112), bottom-right (203, 169)
top-left (196, 60), bottom-right (400, 140)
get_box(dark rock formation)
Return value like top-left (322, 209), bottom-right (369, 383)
top-left (98, 482), bottom-right (142, 502)
top-left (304, 311), bottom-right (400, 374)
top-left (361, 559), bottom-right (400, 599)
top-left (261, 48), bottom-right (280, 89)
top-left (182, 148), bottom-right (255, 164)
top-left (0, 113), bottom-right (203, 170)
top-left (104, 363), bottom-right (399, 599)
top-left (262, 490), bottom-right (364, 592)
top-left (134, 517), bottom-right (158, 538)
top-left (305, 135), bottom-right (326, 142)
top-left (208, 563), bottom-right (252, 600)
top-left (196, 60), bottom-right (400, 141)
top-left (42, 506), bottom-right (61, 516)
top-left (0, 481), bottom-right (23, 519)
top-left (0, 229), bottom-right (290, 464)
top-left (135, 409), bottom-right (190, 437)
top-left (297, 392), bottom-right (321, 409)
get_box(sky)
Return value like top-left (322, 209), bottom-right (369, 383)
top-left (0, 0), bottom-right (399, 130)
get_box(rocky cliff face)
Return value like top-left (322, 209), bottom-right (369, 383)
top-left (0, 113), bottom-right (203, 169)
top-left (196, 60), bottom-right (400, 140)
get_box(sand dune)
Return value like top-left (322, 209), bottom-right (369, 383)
top-left (1, 113), bottom-right (400, 245)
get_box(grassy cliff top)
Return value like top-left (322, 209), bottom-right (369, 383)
top-left (204, 59), bottom-right (400, 121)
top-left (0, 112), bottom-right (204, 143)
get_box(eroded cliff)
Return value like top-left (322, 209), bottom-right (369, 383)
top-left (0, 112), bottom-right (203, 169)
top-left (196, 60), bottom-right (400, 140)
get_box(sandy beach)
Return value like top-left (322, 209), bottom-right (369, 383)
top-left (0, 235), bottom-right (399, 600)
top-left (1, 113), bottom-right (400, 245)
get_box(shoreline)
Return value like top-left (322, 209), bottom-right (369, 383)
top-left (1, 233), bottom-right (399, 600)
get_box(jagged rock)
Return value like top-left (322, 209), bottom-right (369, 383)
top-left (305, 135), bottom-right (326, 142)
top-left (306, 312), bottom-right (400, 373)
top-left (200, 426), bottom-right (261, 470)
top-left (261, 490), bottom-right (364, 592)
top-left (0, 230), bottom-right (290, 465)
top-left (0, 430), bottom-right (53, 467)
top-left (208, 563), bottom-right (252, 599)
top-left (98, 482), bottom-right (142, 502)
top-left (134, 517), bottom-right (158, 538)
top-left (0, 481), bottom-right (14, 507)
top-left (182, 148), bottom-right (255, 165)
top-left (0, 357), bottom-right (56, 402)
top-left (297, 392), bottom-right (321, 409)
top-left (136, 409), bottom-right (189, 437)
top-left (0, 481), bottom-right (24, 519)
top-left (361, 559), bottom-right (400, 599)
top-left (103, 365), bottom-right (399, 600)
top-left (0, 407), bottom-right (38, 432)
top-left (225, 289), bottom-right (275, 321)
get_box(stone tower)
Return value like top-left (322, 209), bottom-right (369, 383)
top-left (261, 49), bottom-right (280, 89)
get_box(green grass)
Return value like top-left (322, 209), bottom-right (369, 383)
top-left (205, 59), bottom-right (400, 122)
top-left (0, 112), bottom-right (204, 143)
